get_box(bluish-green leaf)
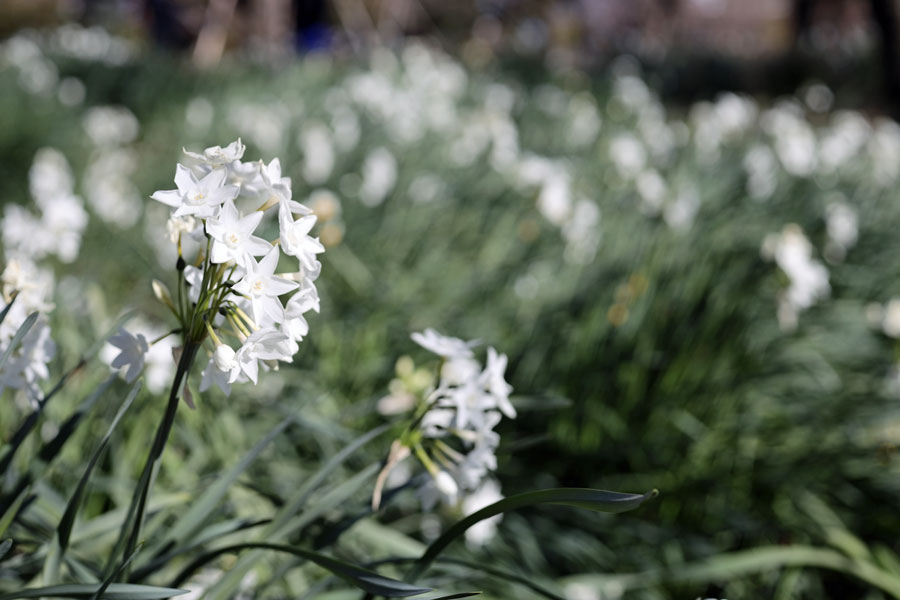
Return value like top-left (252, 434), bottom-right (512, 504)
top-left (0, 486), bottom-right (30, 537)
top-left (58, 380), bottom-right (141, 552)
top-left (0, 538), bottom-right (12, 561)
top-left (0, 312), bottom-right (37, 372)
top-left (172, 542), bottom-right (431, 597)
top-left (157, 418), bottom-right (290, 550)
top-left (0, 583), bottom-right (187, 600)
top-left (409, 488), bottom-right (657, 580)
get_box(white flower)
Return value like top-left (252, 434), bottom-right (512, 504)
top-left (480, 347), bottom-right (515, 418)
top-left (107, 328), bottom-right (148, 383)
top-left (200, 356), bottom-right (231, 396)
top-left (213, 344), bottom-right (237, 371)
top-left (411, 329), bottom-right (475, 358)
top-left (359, 147), bottom-right (397, 207)
top-left (166, 215), bottom-right (198, 244)
top-left (883, 300), bottom-right (900, 338)
top-left (278, 206), bottom-right (324, 271)
top-left (232, 327), bottom-right (291, 384)
top-left (434, 470), bottom-right (459, 501)
top-left (183, 139), bottom-right (245, 166)
top-left (232, 247), bottom-right (299, 325)
top-left (205, 200), bottom-right (271, 268)
top-left (151, 165), bottom-right (239, 219)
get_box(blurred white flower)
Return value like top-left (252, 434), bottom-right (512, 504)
top-left (107, 328), bottom-right (149, 383)
top-left (412, 329), bottom-right (475, 359)
top-left (359, 148), bottom-right (397, 207)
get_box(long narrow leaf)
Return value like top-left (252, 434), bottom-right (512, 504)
top-left (0, 538), bottom-right (12, 561)
top-left (199, 464), bottom-right (381, 599)
top-left (201, 425), bottom-right (388, 600)
top-left (0, 295), bottom-right (18, 328)
top-left (0, 486), bottom-right (30, 537)
top-left (0, 312), bottom-right (37, 371)
top-left (562, 545), bottom-right (900, 599)
top-left (90, 544), bottom-right (144, 600)
top-left (409, 488), bottom-right (657, 581)
top-left (172, 542), bottom-right (430, 597)
top-left (58, 380), bottom-right (141, 551)
top-left (0, 583), bottom-right (187, 600)
top-left (154, 419), bottom-right (291, 553)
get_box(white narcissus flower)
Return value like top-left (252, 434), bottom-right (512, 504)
top-left (232, 327), bottom-right (291, 384)
top-left (108, 328), bottom-right (148, 383)
top-left (166, 215), bottom-right (197, 244)
top-left (213, 344), bottom-right (237, 372)
top-left (151, 165), bottom-right (239, 219)
top-left (183, 139), bottom-right (246, 166)
top-left (278, 205), bottom-right (324, 271)
top-left (205, 200), bottom-right (271, 268)
top-left (411, 328), bottom-right (475, 359)
top-left (481, 347), bottom-right (516, 418)
top-left (433, 470), bottom-right (459, 501)
top-left (200, 356), bottom-right (231, 396)
top-left (232, 247), bottom-right (299, 326)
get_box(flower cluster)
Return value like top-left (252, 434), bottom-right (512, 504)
top-left (761, 224), bottom-right (831, 331)
top-left (2, 148), bottom-right (88, 263)
top-left (374, 329), bottom-right (515, 543)
top-left (114, 139), bottom-right (324, 396)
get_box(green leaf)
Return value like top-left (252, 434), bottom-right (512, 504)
top-left (57, 380), bottom-right (141, 552)
top-left (0, 538), bottom-right (12, 561)
top-left (155, 418), bottom-right (291, 551)
top-left (173, 542), bottom-right (431, 597)
top-left (562, 545), bottom-right (900, 599)
top-left (0, 486), bottom-right (30, 537)
top-left (201, 426), bottom-right (388, 600)
top-left (0, 295), bottom-right (18, 327)
top-left (413, 593), bottom-right (481, 600)
top-left (90, 544), bottom-right (144, 600)
top-left (409, 488), bottom-right (657, 581)
top-left (0, 312), bottom-right (37, 372)
top-left (0, 583), bottom-right (187, 600)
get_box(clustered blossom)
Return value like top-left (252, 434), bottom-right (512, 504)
top-left (2, 148), bottom-right (88, 263)
top-left (109, 139), bottom-right (324, 397)
top-left (761, 224), bottom-right (831, 331)
top-left (0, 259), bottom-right (56, 404)
top-left (374, 329), bottom-right (515, 546)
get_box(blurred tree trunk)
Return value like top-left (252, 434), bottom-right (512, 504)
top-left (193, 0), bottom-right (239, 67)
top-left (250, 0), bottom-right (293, 59)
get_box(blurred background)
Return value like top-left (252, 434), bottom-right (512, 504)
top-left (5, 1), bottom-right (900, 599)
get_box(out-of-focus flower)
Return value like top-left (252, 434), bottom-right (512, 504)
top-left (107, 328), bottom-right (149, 383)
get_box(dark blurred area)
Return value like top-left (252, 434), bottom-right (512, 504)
top-left (4, 0), bottom-right (900, 111)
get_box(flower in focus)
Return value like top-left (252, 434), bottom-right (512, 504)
top-left (147, 140), bottom-right (324, 396)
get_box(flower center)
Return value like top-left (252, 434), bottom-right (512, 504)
top-left (252, 278), bottom-right (265, 295)
top-left (225, 232), bottom-right (241, 248)
top-left (189, 192), bottom-right (206, 205)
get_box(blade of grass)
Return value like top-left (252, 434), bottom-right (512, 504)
top-left (408, 488), bottom-right (657, 581)
top-left (172, 542), bottom-right (431, 597)
top-left (0, 583), bottom-right (187, 600)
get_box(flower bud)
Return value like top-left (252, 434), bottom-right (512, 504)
top-left (434, 471), bottom-right (459, 500)
top-left (213, 344), bottom-right (237, 371)
top-left (152, 279), bottom-right (174, 309)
